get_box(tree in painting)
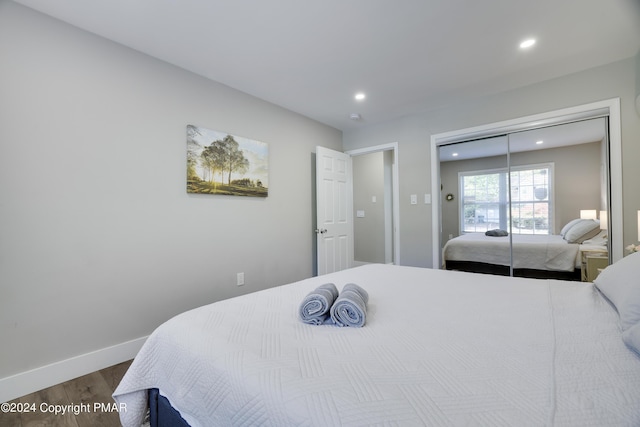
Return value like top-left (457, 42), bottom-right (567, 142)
top-left (187, 125), bottom-right (268, 197)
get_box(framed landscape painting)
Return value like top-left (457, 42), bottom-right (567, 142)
top-left (187, 125), bottom-right (269, 197)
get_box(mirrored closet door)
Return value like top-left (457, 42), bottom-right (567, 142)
top-left (437, 117), bottom-right (610, 281)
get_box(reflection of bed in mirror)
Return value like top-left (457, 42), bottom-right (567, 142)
top-left (443, 219), bottom-right (607, 281)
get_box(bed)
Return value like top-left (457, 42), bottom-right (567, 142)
top-left (442, 233), bottom-right (603, 280)
top-left (113, 261), bottom-right (640, 426)
top-left (443, 219), bottom-right (607, 280)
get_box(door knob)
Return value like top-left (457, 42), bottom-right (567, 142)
top-left (315, 228), bottom-right (328, 234)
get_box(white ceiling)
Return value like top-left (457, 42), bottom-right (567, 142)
top-left (13, 0), bottom-right (640, 132)
top-left (438, 117), bottom-right (607, 161)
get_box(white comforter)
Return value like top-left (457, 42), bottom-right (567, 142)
top-left (443, 233), bottom-right (581, 271)
top-left (113, 264), bottom-right (640, 426)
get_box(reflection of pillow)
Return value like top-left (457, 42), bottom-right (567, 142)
top-left (560, 218), bottom-right (582, 237)
top-left (623, 322), bottom-right (640, 356)
top-left (582, 229), bottom-right (608, 246)
top-left (594, 251), bottom-right (640, 331)
top-left (563, 219), bottom-right (600, 243)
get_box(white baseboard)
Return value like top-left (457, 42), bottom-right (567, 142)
top-left (0, 336), bottom-right (147, 403)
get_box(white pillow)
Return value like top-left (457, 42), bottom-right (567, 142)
top-left (560, 218), bottom-right (582, 237)
top-left (594, 251), bottom-right (640, 331)
top-left (563, 219), bottom-right (600, 243)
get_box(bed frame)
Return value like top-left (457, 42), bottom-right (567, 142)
top-left (148, 389), bottom-right (189, 427)
top-left (444, 260), bottom-right (582, 281)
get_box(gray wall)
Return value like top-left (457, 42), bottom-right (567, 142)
top-left (343, 56), bottom-right (640, 268)
top-left (0, 1), bottom-right (342, 381)
top-left (440, 142), bottom-right (603, 243)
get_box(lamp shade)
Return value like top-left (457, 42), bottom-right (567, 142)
top-left (600, 210), bottom-right (608, 230)
top-left (580, 209), bottom-right (597, 220)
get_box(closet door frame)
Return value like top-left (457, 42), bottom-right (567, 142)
top-left (430, 98), bottom-right (622, 269)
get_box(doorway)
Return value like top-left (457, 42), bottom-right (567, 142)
top-left (347, 143), bottom-right (400, 266)
top-left (314, 143), bottom-right (400, 276)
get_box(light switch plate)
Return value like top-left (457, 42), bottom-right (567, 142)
top-left (410, 194), bottom-right (417, 205)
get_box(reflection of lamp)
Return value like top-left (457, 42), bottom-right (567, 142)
top-left (580, 209), bottom-right (597, 220)
top-left (599, 210), bottom-right (608, 230)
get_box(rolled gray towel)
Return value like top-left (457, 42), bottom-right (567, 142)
top-left (330, 283), bottom-right (369, 327)
top-left (299, 283), bottom-right (339, 325)
top-left (485, 229), bottom-right (508, 237)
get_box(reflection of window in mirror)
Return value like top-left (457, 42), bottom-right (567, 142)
top-left (459, 163), bottom-right (553, 234)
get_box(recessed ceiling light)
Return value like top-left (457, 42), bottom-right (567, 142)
top-left (519, 39), bottom-right (536, 49)
top-left (355, 93), bottom-right (366, 101)
top-left (452, 152), bottom-right (459, 157)
top-left (536, 140), bottom-right (544, 145)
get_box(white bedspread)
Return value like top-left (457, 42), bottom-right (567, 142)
top-left (443, 233), bottom-right (581, 271)
top-left (113, 264), bottom-right (640, 426)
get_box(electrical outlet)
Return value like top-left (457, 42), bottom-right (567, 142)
top-left (236, 272), bottom-right (245, 286)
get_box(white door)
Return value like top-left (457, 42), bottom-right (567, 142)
top-left (316, 146), bottom-right (353, 275)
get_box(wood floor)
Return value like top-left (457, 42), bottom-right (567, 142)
top-left (0, 360), bottom-right (133, 427)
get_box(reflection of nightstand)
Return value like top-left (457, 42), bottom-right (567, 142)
top-left (581, 249), bottom-right (609, 282)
